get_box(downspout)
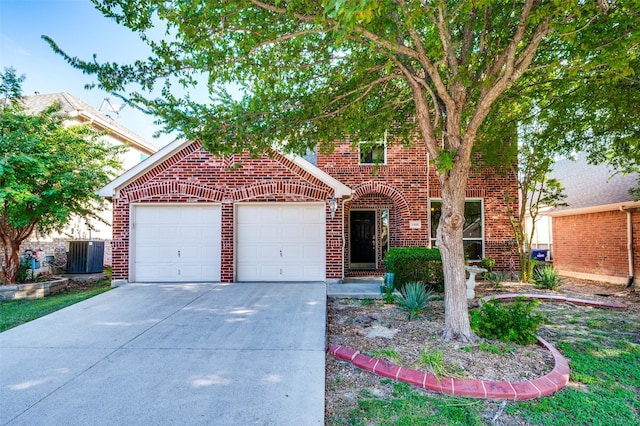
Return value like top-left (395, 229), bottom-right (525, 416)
top-left (341, 194), bottom-right (354, 282)
top-left (620, 206), bottom-right (635, 288)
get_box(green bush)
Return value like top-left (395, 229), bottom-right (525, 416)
top-left (486, 271), bottom-right (508, 290)
top-left (380, 284), bottom-right (396, 304)
top-left (396, 281), bottom-right (434, 320)
top-left (16, 259), bottom-right (31, 283)
top-left (384, 247), bottom-right (443, 292)
top-left (478, 257), bottom-right (496, 273)
top-left (533, 266), bottom-right (564, 290)
top-left (470, 298), bottom-right (544, 345)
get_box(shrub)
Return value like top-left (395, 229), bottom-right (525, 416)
top-left (396, 281), bottom-right (434, 320)
top-left (478, 257), bottom-right (496, 273)
top-left (384, 248), bottom-right (443, 292)
top-left (16, 259), bottom-right (31, 283)
top-left (533, 266), bottom-right (564, 290)
top-left (380, 284), bottom-right (396, 304)
top-left (471, 298), bottom-right (544, 345)
top-left (486, 271), bottom-right (508, 290)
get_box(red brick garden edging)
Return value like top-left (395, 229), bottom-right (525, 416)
top-left (328, 294), bottom-right (627, 400)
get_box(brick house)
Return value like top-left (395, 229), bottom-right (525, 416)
top-left (546, 154), bottom-right (640, 285)
top-left (99, 136), bottom-right (518, 284)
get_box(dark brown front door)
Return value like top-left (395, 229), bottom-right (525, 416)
top-left (350, 210), bottom-right (376, 268)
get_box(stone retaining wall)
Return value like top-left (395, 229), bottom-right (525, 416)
top-left (0, 277), bottom-right (69, 300)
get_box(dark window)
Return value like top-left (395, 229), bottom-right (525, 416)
top-left (359, 142), bottom-right (386, 164)
top-left (430, 199), bottom-right (484, 261)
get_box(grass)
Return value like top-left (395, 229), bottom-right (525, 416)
top-left (418, 350), bottom-right (463, 380)
top-left (327, 302), bottom-right (640, 425)
top-left (0, 279), bottom-right (112, 332)
top-left (370, 348), bottom-right (403, 365)
top-left (341, 381), bottom-right (487, 426)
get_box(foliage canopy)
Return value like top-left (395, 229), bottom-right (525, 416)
top-left (0, 68), bottom-right (122, 284)
top-left (44, 0), bottom-right (639, 340)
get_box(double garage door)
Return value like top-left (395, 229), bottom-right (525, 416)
top-left (131, 203), bottom-right (325, 282)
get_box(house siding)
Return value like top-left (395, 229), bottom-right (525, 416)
top-left (111, 141), bottom-right (338, 282)
top-left (552, 210), bottom-right (640, 282)
top-left (318, 140), bottom-right (518, 275)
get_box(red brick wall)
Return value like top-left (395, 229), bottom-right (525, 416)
top-left (553, 210), bottom-right (640, 280)
top-left (111, 138), bottom-right (519, 282)
top-left (318, 141), bottom-right (518, 275)
top-left (111, 142), bottom-right (339, 282)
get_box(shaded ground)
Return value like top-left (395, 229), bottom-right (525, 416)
top-left (325, 278), bottom-right (640, 424)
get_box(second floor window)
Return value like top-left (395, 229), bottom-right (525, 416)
top-left (359, 140), bottom-right (386, 165)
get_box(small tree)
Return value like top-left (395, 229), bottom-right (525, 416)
top-left (507, 137), bottom-right (566, 283)
top-left (0, 68), bottom-right (122, 284)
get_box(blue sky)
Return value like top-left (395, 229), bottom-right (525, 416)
top-left (1, 0), bottom-right (176, 147)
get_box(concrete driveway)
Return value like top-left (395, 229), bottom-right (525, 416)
top-left (0, 282), bottom-right (326, 425)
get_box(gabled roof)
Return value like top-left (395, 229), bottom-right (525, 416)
top-left (98, 138), bottom-right (353, 199)
top-left (547, 152), bottom-right (640, 216)
top-left (20, 92), bottom-right (158, 155)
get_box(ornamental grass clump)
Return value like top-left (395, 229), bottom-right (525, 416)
top-left (397, 281), bottom-right (434, 320)
top-left (533, 266), bottom-right (564, 290)
top-left (471, 298), bottom-right (544, 345)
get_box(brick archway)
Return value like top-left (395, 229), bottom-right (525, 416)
top-left (230, 182), bottom-right (331, 202)
top-left (121, 181), bottom-right (225, 202)
top-left (350, 181), bottom-right (411, 218)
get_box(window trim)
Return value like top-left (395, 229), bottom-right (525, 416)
top-left (429, 198), bottom-right (485, 260)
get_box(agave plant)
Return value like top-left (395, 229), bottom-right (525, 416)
top-left (397, 282), bottom-right (434, 320)
top-left (533, 266), bottom-right (564, 290)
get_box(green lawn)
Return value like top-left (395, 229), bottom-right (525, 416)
top-left (0, 280), bottom-right (111, 332)
top-left (328, 303), bottom-right (640, 425)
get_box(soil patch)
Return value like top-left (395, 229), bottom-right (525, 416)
top-left (325, 278), bottom-right (640, 422)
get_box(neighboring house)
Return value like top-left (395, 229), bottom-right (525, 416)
top-left (524, 207), bottom-right (553, 254)
top-left (99, 135), bottom-right (518, 284)
top-left (545, 153), bottom-right (640, 285)
top-left (19, 92), bottom-right (158, 264)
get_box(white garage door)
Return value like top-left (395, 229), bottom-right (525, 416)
top-left (236, 203), bottom-right (326, 281)
top-left (132, 204), bottom-right (221, 282)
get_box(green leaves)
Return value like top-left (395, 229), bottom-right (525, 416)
top-left (0, 70), bottom-right (123, 283)
top-left (471, 298), bottom-right (544, 345)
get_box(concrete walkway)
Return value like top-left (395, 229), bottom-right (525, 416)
top-left (327, 277), bottom-right (383, 299)
top-left (0, 282), bottom-right (326, 425)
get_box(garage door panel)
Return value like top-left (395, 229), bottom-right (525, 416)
top-left (303, 227), bottom-right (325, 241)
top-left (178, 262), bottom-right (219, 281)
top-left (178, 244), bottom-right (220, 261)
top-left (257, 225), bottom-right (281, 241)
top-left (236, 204), bottom-right (325, 282)
top-left (199, 225), bottom-right (221, 240)
top-left (236, 244), bottom-right (258, 261)
top-left (135, 263), bottom-right (178, 281)
top-left (281, 208), bottom-right (302, 222)
top-left (133, 205), bottom-right (221, 282)
top-left (302, 206), bottom-right (325, 222)
top-left (136, 245), bottom-right (177, 262)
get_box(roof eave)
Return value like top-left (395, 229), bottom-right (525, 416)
top-left (285, 154), bottom-right (353, 198)
top-left (76, 111), bottom-right (158, 155)
top-left (99, 142), bottom-right (354, 199)
top-left (547, 200), bottom-right (640, 217)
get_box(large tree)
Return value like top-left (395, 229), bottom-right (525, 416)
top-left (0, 68), bottom-right (122, 285)
top-left (46, 0), bottom-right (638, 341)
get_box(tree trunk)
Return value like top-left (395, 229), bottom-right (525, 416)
top-left (2, 240), bottom-right (21, 285)
top-left (0, 220), bottom-right (33, 285)
top-left (437, 162), bottom-right (478, 342)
